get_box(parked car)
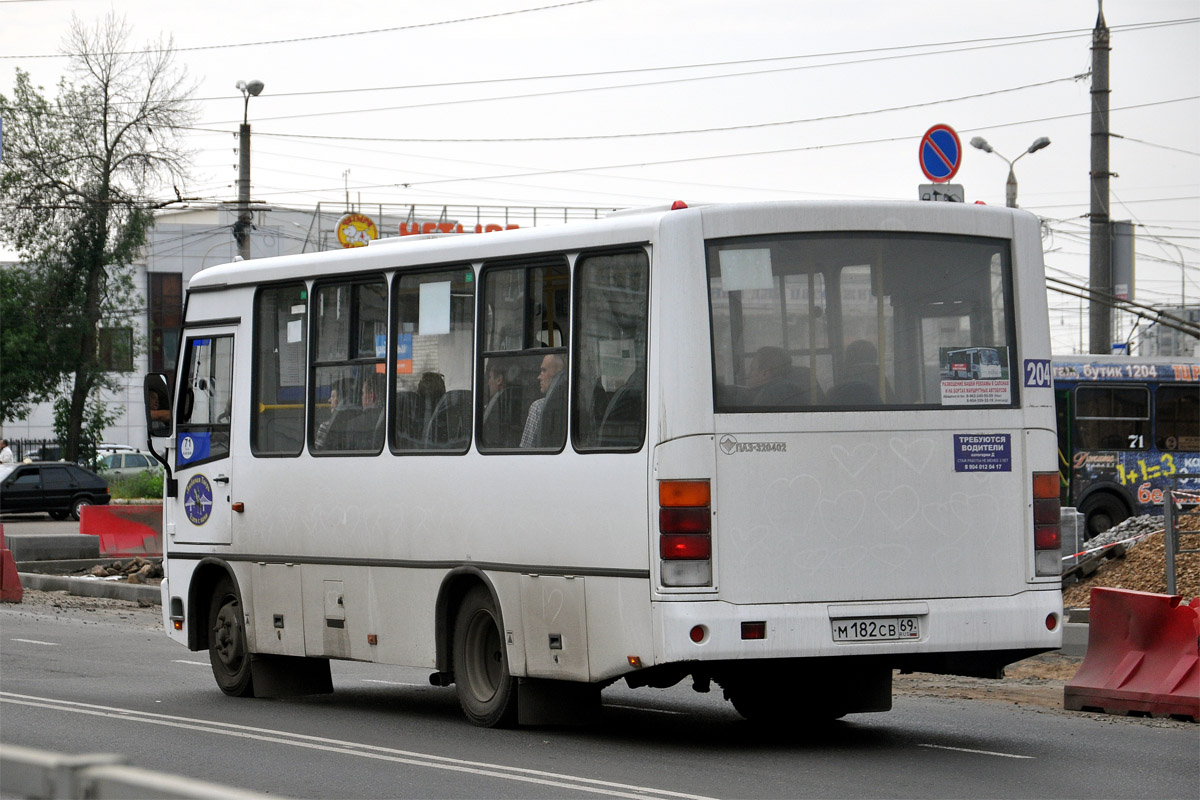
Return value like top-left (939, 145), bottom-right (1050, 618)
top-left (0, 462), bottom-right (111, 521)
top-left (96, 448), bottom-right (161, 478)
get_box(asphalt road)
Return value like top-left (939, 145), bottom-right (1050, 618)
top-left (1, 599), bottom-right (1196, 800)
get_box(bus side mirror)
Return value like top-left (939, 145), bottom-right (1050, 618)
top-left (144, 373), bottom-right (172, 437)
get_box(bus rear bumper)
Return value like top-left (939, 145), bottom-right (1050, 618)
top-left (652, 589), bottom-right (1063, 675)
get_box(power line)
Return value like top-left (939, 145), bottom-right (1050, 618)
top-left (226, 74), bottom-right (1088, 142)
top-left (0, 0), bottom-right (608, 59)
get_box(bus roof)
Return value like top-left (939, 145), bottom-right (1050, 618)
top-left (186, 199), bottom-right (1032, 292)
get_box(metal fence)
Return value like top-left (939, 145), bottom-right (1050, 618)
top-left (2, 438), bottom-right (98, 465)
top-left (1164, 474), bottom-right (1200, 596)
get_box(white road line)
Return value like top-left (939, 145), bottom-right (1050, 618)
top-left (10, 638), bottom-right (59, 646)
top-left (173, 660), bottom-right (210, 666)
top-left (919, 743), bottom-right (1034, 759)
top-left (0, 692), bottom-right (716, 800)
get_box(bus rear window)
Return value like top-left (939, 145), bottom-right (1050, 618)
top-left (708, 232), bottom-right (1017, 411)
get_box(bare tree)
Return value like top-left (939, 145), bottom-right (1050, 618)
top-left (0, 13), bottom-right (196, 459)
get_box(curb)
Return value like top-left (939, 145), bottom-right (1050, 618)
top-left (17, 572), bottom-right (161, 605)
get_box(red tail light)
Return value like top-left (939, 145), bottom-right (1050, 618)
top-left (659, 479), bottom-right (711, 587)
top-left (659, 507), bottom-right (710, 534)
top-left (1033, 471), bottom-right (1061, 577)
top-left (660, 534), bottom-right (712, 559)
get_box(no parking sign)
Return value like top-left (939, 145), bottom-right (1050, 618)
top-left (919, 124), bottom-right (962, 183)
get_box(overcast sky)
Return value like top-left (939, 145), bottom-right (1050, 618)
top-left (2, 0), bottom-right (1197, 353)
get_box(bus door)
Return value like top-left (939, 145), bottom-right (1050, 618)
top-left (173, 328), bottom-right (236, 545)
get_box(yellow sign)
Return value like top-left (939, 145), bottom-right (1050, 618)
top-left (336, 213), bottom-right (378, 248)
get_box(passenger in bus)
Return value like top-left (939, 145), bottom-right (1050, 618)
top-left (346, 373), bottom-right (385, 449)
top-left (314, 385), bottom-right (343, 449)
top-left (746, 346), bottom-right (824, 406)
top-left (481, 360), bottom-right (524, 448)
top-left (828, 339), bottom-right (893, 405)
top-left (520, 353), bottom-right (565, 448)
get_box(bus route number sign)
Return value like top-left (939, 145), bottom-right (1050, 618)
top-left (1023, 358), bottom-right (1051, 388)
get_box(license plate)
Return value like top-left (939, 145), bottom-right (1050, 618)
top-left (831, 616), bottom-right (920, 642)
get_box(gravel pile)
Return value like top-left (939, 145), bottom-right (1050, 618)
top-left (1062, 510), bottom-right (1200, 607)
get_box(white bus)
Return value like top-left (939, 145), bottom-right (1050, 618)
top-left (144, 200), bottom-right (1063, 727)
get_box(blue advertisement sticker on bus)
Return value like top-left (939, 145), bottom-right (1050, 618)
top-left (1023, 358), bottom-right (1051, 388)
top-left (953, 434), bottom-right (1011, 472)
top-left (177, 432), bottom-right (212, 467)
top-left (183, 474), bottom-right (214, 526)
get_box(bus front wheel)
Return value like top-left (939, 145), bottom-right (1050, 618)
top-left (1080, 492), bottom-right (1129, 540)
top-left (453, 586), bottom-right (517, 727)
top-left (208, 578), bottom-right (255, 697)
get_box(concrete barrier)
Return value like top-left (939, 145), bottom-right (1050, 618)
top-left (79, 504), bottom-right (163, 557)
top-left (0, 743), bottom-right (278, 799)
top-left (17, 572), bottom-right (161, 604)
top-left (4, 532), bottom-right (100, 562)
top-left (1064, 587), bottom-right (1200, 720)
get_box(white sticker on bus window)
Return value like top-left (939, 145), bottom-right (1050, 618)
top-left (719, 249), bottom-right (773, 291)
top-left (290, 304), bottom-right (306, 315)
top-left (419, 281), bottom-right (451, 336)
top-left (286, 319), bottom-right (302, 343)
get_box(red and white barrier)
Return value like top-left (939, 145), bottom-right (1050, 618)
top-left (0, 524), bottom-right (23, 603)
top-left (1064, 587), bottom-right (1199, 721)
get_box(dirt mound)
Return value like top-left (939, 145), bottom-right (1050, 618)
top-left (1063, 530), bottom-right (1199, 608)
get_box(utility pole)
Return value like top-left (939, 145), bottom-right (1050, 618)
top-left (234, 79), bottom-right (264, 261)
top-left (1089, 2), bottom-right (1112, 353)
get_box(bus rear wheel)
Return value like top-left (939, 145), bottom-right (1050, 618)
top-left (208, 578), bottom-right (255, 697)
top-left (453, 586), bottom-right (517, 727)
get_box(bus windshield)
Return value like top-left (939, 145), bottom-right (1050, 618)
top-left (708, 232), bottom-right (1015, 411)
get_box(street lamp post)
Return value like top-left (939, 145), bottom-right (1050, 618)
top-left (969, 135), bottom-right (1051, 208)
top-left (234, 79), bottom-right (265, 261)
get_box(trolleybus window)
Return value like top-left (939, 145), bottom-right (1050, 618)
top-left (252, 283), bottom-right (307, 456)
top-left (391, 267), bottom-right (475, 453)
top-left (573, 249), bottom-right (650, 451)
top-left (1074, 386), bottom-right (1150, 450)
top-left (707, 232), bottom-right (1016, 411)
top-left (310, 277), bottom-right (387, 454)
top-left (1156, 385), bottom-right (1200, 451)
top-left (478, 257), bottom-right (569, 452)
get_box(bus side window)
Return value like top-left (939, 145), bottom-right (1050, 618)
top-left (310, 278), bottom-right (387, 454)
top-left (573, 250), bottom-right (649, 451)
top-left (478, 257), bottom-right (569, 453)
top-left (1075, 385), bottom-right (1150, 451)
top-left (391, 267), bottom-right (475, 453)
top-left (1156, 385), bottom-right (1200, 451)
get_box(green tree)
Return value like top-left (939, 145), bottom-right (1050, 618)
top-left (0, 13), bottom-right (195, 459)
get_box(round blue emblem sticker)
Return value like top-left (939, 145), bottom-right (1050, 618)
top-left (183, 474), bottom-right (214, 526)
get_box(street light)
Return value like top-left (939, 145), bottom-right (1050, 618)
top-left (234, 79), bottom-right (265, 260)
top-left (969, 135), bottom-right (1051, 208)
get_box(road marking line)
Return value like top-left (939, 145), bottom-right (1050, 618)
top-left (173, 660), bottom-right (209, 666)
top-left (919, 743), bottom-right (1034, 759)
top-left (11, 639), bottom-right (59, 646)
top-left (0, 692), bottom-right (716, 800)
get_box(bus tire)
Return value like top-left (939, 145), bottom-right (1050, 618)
top-left (1080, 492), bottom-right (1129, 539)
top-left (453, 586), bottom-right (517, 728)
top-left (208, 578), bottom-right (255, 697)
